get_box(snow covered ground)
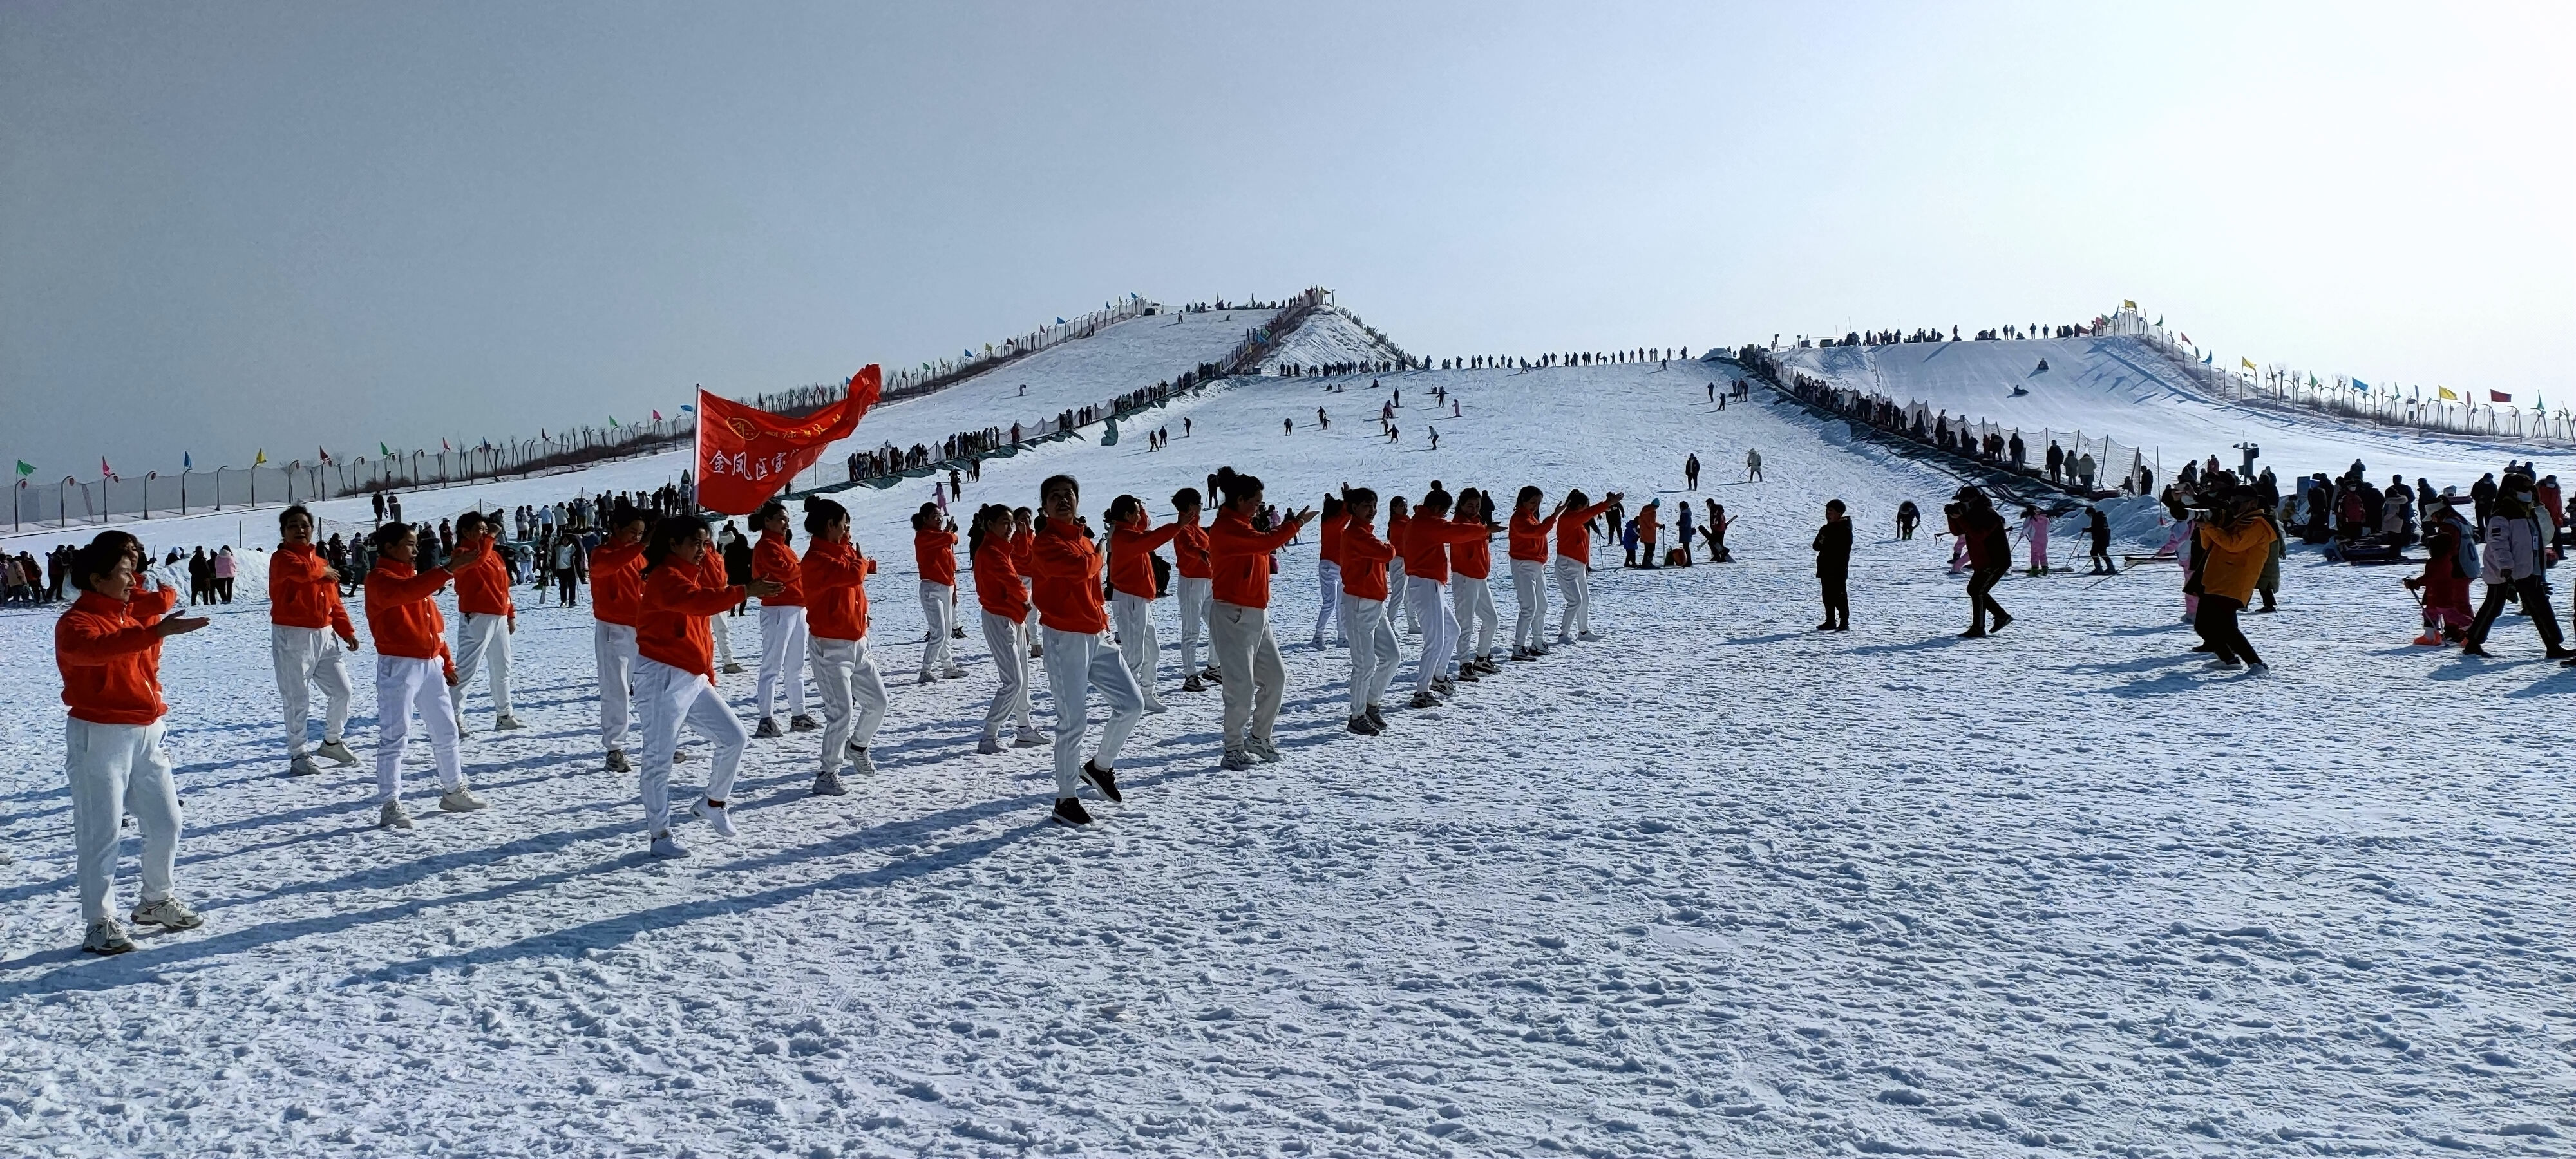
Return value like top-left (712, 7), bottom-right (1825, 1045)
top-left (1255, 305), bottom-right (1408, 372)
top-left (4, 339), bottom-right (2572, 1156)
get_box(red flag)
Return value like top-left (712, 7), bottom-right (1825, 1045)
top-left (319, 446), bottom-right (331, 462)
top-left (442, 438), bottom-right (451, 451)
top-left (2490, 390), bottom-right (2513, 404)
top-left (101, 456), bottom-right (112, 479)
top-left (694, 366), bottom-right (881, 514)
top-left (652, 409), bottom-right (663, 421)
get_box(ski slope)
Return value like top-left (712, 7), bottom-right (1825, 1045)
top-left (1255, 305), bottom-right (1408, 372)
top-left (3, 330), bottom-right (2571, 1156)
top-left (1778, 336), bottom-right (2575, 487)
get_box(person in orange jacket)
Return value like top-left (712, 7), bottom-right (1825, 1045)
top-left (634, 516), bottom-right (783, 857)
top-left (1506, 485), bottom-right (1566, 659)
top-left (750, 499), bottom-right (816, 738)
top-left (1552, 488), bottom-right (1620, 643)
top-left (1169, 488), bottom-right (1216, 689)
top-left (1308, 493), bottom-right (1347, 650)
top-left (447, 511), bottom-right (520, 732)
top-left (970, 504), bottom-right (1046, 753)
top-left (914, 503), bottom-right (967, 683)
top-left (1207, 467), bottom-right (1315, 768)
top-left (1447, 489), bottom-right (1504, 675)
top-left (1386, 496), bottom-right (1419, 636)
top-left (56, 533), bottom-right (209, 954)
top-left (1634, 498), bottom-right (1662, 569)
top-left (365, 521), bottom-right (490, 829)
top-left (1399, 487), bottom-right (1491, 707)
top-left (1105, 493), bottom-right (1184, 713)
top-left (799, 496), bottom-right (886, 795)
top-left (589, 503), bottom-right (649, 772)
top-left (1334, 488), bottom-right (1403, 734)
top-left (269, 504), bottom-right (360, 776)
top-left (1027, 474), bottom-right (1142, 825)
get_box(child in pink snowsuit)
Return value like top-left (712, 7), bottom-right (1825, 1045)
top-left (2022, 507), bottom-right (2050, 575)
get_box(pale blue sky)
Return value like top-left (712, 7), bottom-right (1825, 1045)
top-left (5, 1), bottom-right (2570, 475)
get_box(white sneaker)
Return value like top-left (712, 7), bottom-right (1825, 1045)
top-left (849, 748), bottom-right (877, 776)
top-left (315, 739), bottom-right (360, 766)
top-left (1577, 632), bottom-right (1602, 642)
top-left (941, 666), bottom-right (969, 679)
top-left (82, 919), bottom-right (135, 956)
top-left (129, 896), bottom-right (204, 930)
top-left (2210, 657), bottom-right (2244, 670)
top-left (287, 754), bottom-right (321, 777)
top-left (916, 672), bottom-right (937, 686)
top-left (439, 787), bottom-right (488, 813)
top-left (690, 797), bottom-right (735, 837)
top-left (1143, 699), bottom-right (1170, 715)
top-left (605, 748), bottom-right (632, 773)
top-left (1247, 737), bottom-right (1282, 763)
top-left (494, 714), bottom-right (527, 730)
top-left (1013, 727), bottom-right (1048, 748)
top-left (650, 831), bottom-right (691, 858)
top-left (379, 800), bottom-right (414, 830)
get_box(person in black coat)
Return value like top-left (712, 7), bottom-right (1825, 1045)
top-left (1812, 499), bottom-right (1853, 630)
top-left (2087, 505), bottom-right (2116, 573)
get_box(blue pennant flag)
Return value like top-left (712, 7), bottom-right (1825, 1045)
top-left (182, 452), bottom-right (193, 469)
top-left (2353, 377), bottom-right (2371, 392)
top-left (1056, 317), bottom-right (1066, 325)
top-left (679, 402), bottom-right (696, 413)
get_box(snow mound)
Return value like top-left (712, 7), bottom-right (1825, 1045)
top-left (1256, 305), bottom-right (1410, 372)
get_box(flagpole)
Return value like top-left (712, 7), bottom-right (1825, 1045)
top-left (692, 388), bottom-right (706, 516)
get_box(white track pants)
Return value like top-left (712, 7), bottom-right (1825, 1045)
top-left (594, 621), bottom-right (638, 750)
top-left (374, 654), bottom-right (463, 804)
top-left (919, 582), bottom-right (955, 674)
top-left (1510, 558), bottom-right (1548, 650)
top-left (1175, 575), bottom-right (1211, 674)
top-left (1311, 560), bottom-right (1342, 643)
top-left (1041, 627), bottom-right (1144, 797)
top-left (756, 605), bottom-right (808, 721)
top-left (1112, 590), bottom-right (1164, 708)
top-left (270, 623), bottom-right (351, 757)
top-left (1452, 575), bottom-right (1499, 662)
top-left (1210, 601), bottom-right (1285, 749)
top-left (1406, 576), bottom-right (1459, 693)
top-left (1342, 593), bottom-right (1401, 716)
top-left (451, 611), bottom-right (513, 719)
top-left (1551, 556), bottom-right (1591, 639)
top-left (66, 718), bottom-right (181, 923)
top-left (713, 612), bottom-right (735, 667)
top-left (1390, 560), bottom-right (1417, 632)
top-left (634, 657), bottom-right (746, 836)
top-left (808, 636), bottom-right (887, 769)
top-left (981, 610), bottom-right (1032, 738)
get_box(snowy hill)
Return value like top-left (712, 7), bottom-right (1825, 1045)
top-left (1776, 335), bottom-right (2571, 487)
top-left (1255, 303), bottom-right (1411, 372)
top-left (1, 308), bottom-right (2568, 1156)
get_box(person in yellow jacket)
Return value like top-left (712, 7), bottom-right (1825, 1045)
top-left (2193, 489), bottom-right (2278, 672)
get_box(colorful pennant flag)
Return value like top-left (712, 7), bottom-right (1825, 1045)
top-left (2123, 299), bottom-right (2137, 310)
top-left (14, 460), bottom-right (33, 478)
top-left (2240, 357), bottom-right (2257, 371)
top-left (183, 452), bottom-right (193, 470)
top-left (2353, 378), bottom-right (2371, 392)
top-left (2438, 386), bottom-right (2459, 401)
top-left (379, 441), bottom-right (392, 457)
top-left (2491, 390), bottom-right (2513, 404)
top-left (254, 449), bottom-right (267, 466)
top-left (100, 456), bottom-right (113, 478)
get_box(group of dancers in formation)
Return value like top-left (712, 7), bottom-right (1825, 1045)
top-left (48, 469), bottom-right (1629, 954)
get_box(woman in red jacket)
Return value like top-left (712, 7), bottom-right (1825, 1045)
top-left (269, 504), bottom-right (360, 776)
top-left (1207, 467), bottom-right (1314, 769)
top-left (1399, 488), bottom-right (1491, 708)
top-left (914, 504), bottom-right (966, 684)
top-left (1308, 493), bottom-right (1347, 650)
top-left (447, 511), bottom-right (520, 733)
top-left (1334, 489), bottom-right (1402, 735)
top-left (1105, 494), bottom-right (1183, 713)
top-left (590, 504), bottom-right (649, 772)
top-left (55, 535), bottom-right (208, 954)
top-left (799, 496), bottom-right (885, 796)
top-left (1385, 496), bottom-right (1417, 635)
top-left (1552, 488), bottom-right (1620, 644)
top-left (1447, 489), bottom-right (1502, 677)
top-left (364, 522), bottom-right (489, 830)
top-left (635, 517), bottom-right (782, 857)
top-left (750, 499), bottom-right (815, 737)
top-left (1506, 485), bottom-right (1565, 659)
top-left (1168, 487), bottom-right (1215, 690)
top-left (1027, 475), bottom-right (1141, 825)
top-left (970, 504), bottom-right (1045, 753)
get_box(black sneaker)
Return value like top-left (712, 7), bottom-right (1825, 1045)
top-left (1365, 704), bottom-right (1386, 730)
top-left (1988, 612), bottom-right (2014, 633)
top-left (1079, 760), bottom-right (1122, 803)
top-left (1348, 715), bottom-right (1381, 735)
top-left (1052, 797), bottom-right (1093, 826)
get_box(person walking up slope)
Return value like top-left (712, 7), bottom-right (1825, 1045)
top-left (1106, 494), bottom-right (1184, 713)
top-left (1812, 499), bottom-right (1852, 630)
top-left (971, 504), bottom-right (1046, 753)
top-left (799, 498), bottom-right (887, 795)
top-left (1027, 475), bottom-right (1144, 825)
top-left (1208, 467), bottom-right (1314, 769)
top-left (750, 500), bottom-right (816, 737)
top-left (365, 523), bottom-right (489, 829)
top-left (269, 505), bottom-right (359, 776)
top-left (634, 518), bottom-right (782, 856)
top-left (914, 505), bottom-right (967, 683)
top-left (1336, 489), bottom-right (1401, 733)
top-left (57, 535), bottom-right (209, 954)
top-left (448, 511), bottom-right (522, 732)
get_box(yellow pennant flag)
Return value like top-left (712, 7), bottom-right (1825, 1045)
top-left (2122, 299), bottom-right (2137, 311)
top-left (2438, 386), bottom-right (2458, 401)
top-left (254, 449), bottom-right (267, 465)
top-left (2240, 357), bottom-right (2257, 370)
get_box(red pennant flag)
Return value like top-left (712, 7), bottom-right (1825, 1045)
top-left (2490, 390), bottom-right (2513, 404)
top-left (101, 456), bottom-right (112, 479)
top-left (652, 409), bottom-right (663, 421)
top-left (442, 438), bottom-right (451, 451)
top-left (694, 366), bottom-right (880, 514)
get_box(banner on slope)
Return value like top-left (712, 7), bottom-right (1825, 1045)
top-left (694, 366), bottom-right (881, 514)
